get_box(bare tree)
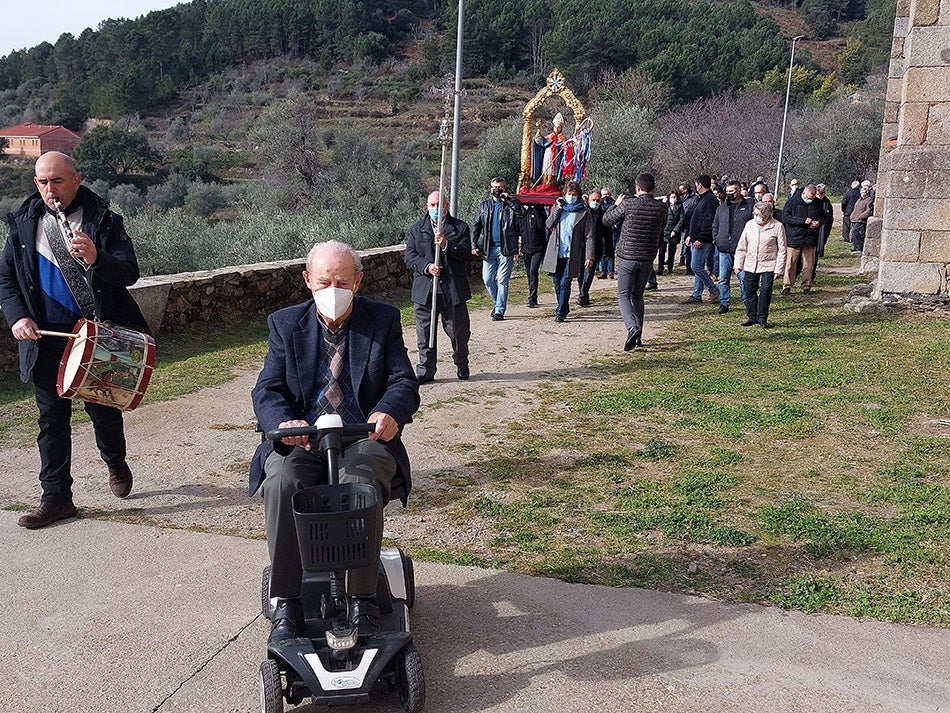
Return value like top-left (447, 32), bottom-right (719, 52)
top-left (652, 92), bottom-right (785, 186)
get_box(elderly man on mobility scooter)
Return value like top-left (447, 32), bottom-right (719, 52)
top-left (249, 240), bottom-right (420, 645)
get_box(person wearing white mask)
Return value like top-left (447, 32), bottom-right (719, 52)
top-left (250, 239), bottom-right (420, 645)
top-left (405, 190), bottom-right (473, 382)
top-left (734, 201), bottom-right (787, 328)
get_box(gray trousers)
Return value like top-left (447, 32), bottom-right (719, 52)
top-left (262, 440), bottom-right (395, 598)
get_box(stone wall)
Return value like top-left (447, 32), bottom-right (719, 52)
top-left (868, 0), bottom-right (950, 297)
top-left (0, 244), bottom-right (423, 374)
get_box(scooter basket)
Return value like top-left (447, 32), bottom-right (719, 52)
top-left (292, 484), bottom-right (379, 572)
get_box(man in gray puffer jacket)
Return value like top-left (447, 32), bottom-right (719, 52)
top-left (602, 173), bottom-right (667, 351)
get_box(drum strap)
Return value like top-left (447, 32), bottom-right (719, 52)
top-left (42, 212), bottom-right (97, 320)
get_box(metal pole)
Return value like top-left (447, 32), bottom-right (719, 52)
top-left (448, 0), bottom-right (464, 216)
top-left (774, 35), bottom-right (804, 196)
top-left (429, 120), bottom-right (450, 350)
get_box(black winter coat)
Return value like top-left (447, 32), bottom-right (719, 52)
top-left (602, 194), bottom-right (667, 262)
top-left (712, 198), bottom-right (755, 255)
top-left (1, 186), bottom-right (149, 382)
top-left (782, 192), bottom-right (823, 248)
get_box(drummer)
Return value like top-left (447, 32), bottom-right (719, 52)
top-left (0, 151), bottom-right (150, 529)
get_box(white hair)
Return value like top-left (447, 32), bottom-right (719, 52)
top-left (306, 240), bottom-right (363, 274)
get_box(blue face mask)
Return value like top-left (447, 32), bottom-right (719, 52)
top-left (802, 197), bottom-right (813, 204)
top-left (428, 207), bottom-right (440, 221)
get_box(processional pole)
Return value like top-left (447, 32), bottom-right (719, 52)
top-left (428, 118), bottom-right (451, 350)
top-left (448, 0), bottom-right (464, 215)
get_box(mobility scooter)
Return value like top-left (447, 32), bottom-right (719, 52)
top-left (258, 414), bottom-right (424, 712)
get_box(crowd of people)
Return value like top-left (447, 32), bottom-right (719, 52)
top-left (403, 170), bottom-right (874, 378)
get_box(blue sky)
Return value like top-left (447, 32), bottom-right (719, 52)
top-left (0, 1), bottom-right (182, 57)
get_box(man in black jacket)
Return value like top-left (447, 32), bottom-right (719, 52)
top-left (711, 180), bottom-right (754, 314)
top-left (0, 151), bottom-right (149, 528)
top-left (405, 190), bottom-right (473, 382)
top-left (683, 174), bottom-right (720, 304)
top-left (781, 184), bottom-right (823, 295)
top-left (470, 177), bottom-right (522, 321)
top-left (519, 203), bottom-right (548, 308)
top-left (840, 180), bottom-right (860, 244)
top-left (603, 173), bottom-right (667, 351)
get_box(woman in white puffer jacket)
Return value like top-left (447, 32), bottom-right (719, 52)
top-left (734, 201), bottom-right (787, 328)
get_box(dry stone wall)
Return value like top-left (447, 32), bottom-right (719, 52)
top-left (0, 244), bottom-right (435, 374)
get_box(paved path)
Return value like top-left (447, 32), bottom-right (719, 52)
top-left (2, 270), bottom-right (948, 713)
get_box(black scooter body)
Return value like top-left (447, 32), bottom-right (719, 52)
top-left (258, 417), bottom-right (424, 713)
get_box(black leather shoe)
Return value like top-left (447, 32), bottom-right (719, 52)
top-left (623, 327), bottom-right (642, 352)
top-left (758, 321), bottom-right (772, 329)
top-left (741, 318), bottom-right (757, 327)
top-left (17, 500), bottom-right (78, 529)
top-left (577, 297), bottom-right (591, 307)
top-left (349, 596), bottom-right (380, 634)
top-left (717, 304), bottom-right (729, 314)
top-left (108, 462), bottom-right (133, 498)
top-left (491, 312), bottom-right (504, 321)
top-left (527, 301), bottom-right (538, 308)
top-left (269, 598), bottom-right (304, 645)
top-left (416, 372), bottom-right (434, 384)
top-left (457, 364), bottom-right (470, 381)
top-left (554, 314), bottom-right (566, 323)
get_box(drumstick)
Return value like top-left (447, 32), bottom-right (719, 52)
top-left (37, 330), bottom-right (79, 339)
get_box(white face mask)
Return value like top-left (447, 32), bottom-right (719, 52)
top-left (754, 216), bottom-right (766, 225)
top-left (312, 286), bottom-right (354, 321)
top-left (589, 201), bottom-right (600, 210)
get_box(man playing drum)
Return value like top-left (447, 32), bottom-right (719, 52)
top-left (0, 151), bottom-right (150, 529)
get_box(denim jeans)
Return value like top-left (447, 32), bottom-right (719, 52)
top-left (552, 257), bottom-right (573, 318)
top-left (716, 251), bottom-right (745, 307)
top-left (482, 245), bottom-right (514, 316)
top-left (616, 257), bottom-right (652, 332)
top-left (690, 242), bottom-right (717, 297)
top-left (742, 271), bottom-right (776, 324)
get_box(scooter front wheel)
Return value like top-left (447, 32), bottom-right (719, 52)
top-left (395, 643), bottom-right (425, 712)
top-left (260, 659), bottom-right (283, 713)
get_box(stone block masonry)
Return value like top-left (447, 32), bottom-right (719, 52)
top-left (870, 0), bottom-right (950, 299)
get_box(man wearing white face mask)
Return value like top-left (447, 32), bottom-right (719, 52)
top-left (780, 183), bottom-right (823, 295)
top-left (250, 240), bottom-right (420, 644)
top-left (405, 190), bottom-right (473, 382)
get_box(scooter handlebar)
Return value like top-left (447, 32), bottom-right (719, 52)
top-left (265, 422), bottom-right (376, 442)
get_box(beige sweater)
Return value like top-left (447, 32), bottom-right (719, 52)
top-left (735, 218), bottom-right (787, 275)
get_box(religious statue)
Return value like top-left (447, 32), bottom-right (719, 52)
top-left (517, 69), bottom-right (592, 203)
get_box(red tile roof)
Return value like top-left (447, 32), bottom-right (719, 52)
top-left (0, 122), bottom-right (81, 139)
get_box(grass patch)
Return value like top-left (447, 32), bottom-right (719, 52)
top-left (414, 242), bottom-right (950, 624)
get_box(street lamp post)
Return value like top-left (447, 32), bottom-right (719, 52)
top-left (774, 35), bottom-right (805, 196)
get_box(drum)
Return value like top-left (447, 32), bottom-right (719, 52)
top-left (56, 319), bottom-right (156, 411)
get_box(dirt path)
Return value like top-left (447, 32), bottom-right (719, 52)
top-left (0, 271), bottom-right (698, 540)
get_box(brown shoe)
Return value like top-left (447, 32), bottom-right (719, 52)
top-left (108, 462), bottom-right (133, 498)
top-left (17, 500), bottom-right (78, 529)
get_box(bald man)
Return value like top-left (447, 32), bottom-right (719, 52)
top-left (404, 190), bottom-right (473, 383)
top-left (0, 151), bottom-right (150, 528)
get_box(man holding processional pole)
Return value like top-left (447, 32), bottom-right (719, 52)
top-left (0, 151), bottom-right (150, 529)
top-left (404, 190), bottom-right (473, 384)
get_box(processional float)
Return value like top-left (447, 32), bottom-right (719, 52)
top-left (514, 69), bottom-right (593, 206)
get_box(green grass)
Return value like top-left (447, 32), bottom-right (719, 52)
top-left (408, 239), bottom-right (950, 625)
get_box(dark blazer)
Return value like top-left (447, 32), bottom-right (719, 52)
top-left (405, 214), bottom-right (472, 307)
top-left (249, 296), bottom-right (420, 502)
top-left (471, 196), bottom-right (523, 257)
